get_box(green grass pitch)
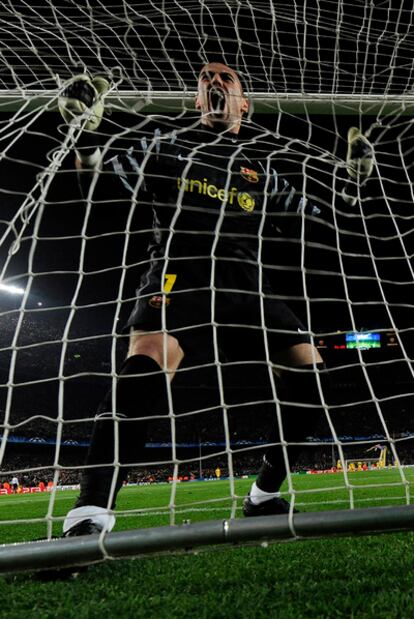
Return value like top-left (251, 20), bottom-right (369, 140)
top-left (2, 469), bottom-right (414, 619)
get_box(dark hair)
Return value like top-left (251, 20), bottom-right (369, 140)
top-left (198, 60), bottom-right (247, 93)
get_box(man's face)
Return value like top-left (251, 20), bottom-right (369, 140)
top-left (195, 62), bottom-right (249, 134)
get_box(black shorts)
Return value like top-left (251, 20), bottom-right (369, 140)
top-left (125, 256), bottom-right (310, 360)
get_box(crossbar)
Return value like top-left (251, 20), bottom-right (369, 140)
top-left (1, 91), bottom-right (414, 115)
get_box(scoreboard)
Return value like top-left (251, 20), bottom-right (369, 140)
top-left (345, 332), bottom-right (381, 350)
top-left (316, 331), bottom-right (398, 351)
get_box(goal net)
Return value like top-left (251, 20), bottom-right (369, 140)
top-left (0, 0), bottom-right (414, 573)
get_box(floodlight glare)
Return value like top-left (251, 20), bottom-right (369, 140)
top-left (0, 283), bottom-right (25, 295)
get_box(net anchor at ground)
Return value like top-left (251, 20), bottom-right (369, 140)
top-left (2, 504), bottom-right (414, 574)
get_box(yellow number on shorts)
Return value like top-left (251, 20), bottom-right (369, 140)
top-left (163, 274), bottom-right (177, 293)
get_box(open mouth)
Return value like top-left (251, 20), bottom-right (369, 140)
top-left (208, 87), bottom-right (226, 116)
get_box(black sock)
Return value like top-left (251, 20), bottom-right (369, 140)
top-left (256, 363), bottom-right (329, 493)
top-left (75, 354), bottom-right (168, 509)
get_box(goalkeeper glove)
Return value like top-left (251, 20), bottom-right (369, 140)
top-left (346, 126), bottom-right (374, 180)
top-left (58, 74), bottom-right (109, 132)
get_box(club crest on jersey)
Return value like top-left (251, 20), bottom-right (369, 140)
top-left (240, 166), bottom-right (259, 183)
top-left (148, 295), bottom-right (171, 309)
top-left (238, 192), bottom-right (255, 212)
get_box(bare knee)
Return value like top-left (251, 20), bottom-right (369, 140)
top-left (127, 330), bottom-right (184, 376)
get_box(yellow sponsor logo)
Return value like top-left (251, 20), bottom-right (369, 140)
top-left (177, 177), bottom-right (255, 212)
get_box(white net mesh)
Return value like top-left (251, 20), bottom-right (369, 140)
top-left (1, 0), bottom-right (414, 111)
top-left (0, 0), bottom-right (413, 553)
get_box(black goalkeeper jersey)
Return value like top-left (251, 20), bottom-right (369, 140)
top-left (105, 122), bottom-right (322, 261)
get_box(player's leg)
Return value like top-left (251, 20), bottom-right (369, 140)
top-left (63, 330), bottom-right (184, 536)
top-left (213, 270), bottom-right (325, 516)
top-left (245, 342), bottom-right (328, 515)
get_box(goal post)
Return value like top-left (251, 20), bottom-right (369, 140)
top-left (1, 0), bottom-right (414, 575)
top-left (3, 504), bottom-right (414, 575)
top-left (340, 446), bottom-right (390, 471)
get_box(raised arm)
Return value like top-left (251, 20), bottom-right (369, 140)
top-left (342, 126), bottom-right (374, 206)
top-left (58, 74), bottom-right (109, 169)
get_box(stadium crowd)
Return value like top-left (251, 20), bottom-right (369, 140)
top-left (2, 439), bottom-right (414, 492)
top-left (1, 331), bottom-right (413, 490)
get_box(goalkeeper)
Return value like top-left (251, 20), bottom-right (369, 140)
top-left (58, 63), bottom-right (374, 536)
